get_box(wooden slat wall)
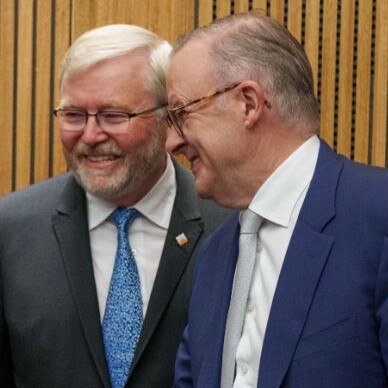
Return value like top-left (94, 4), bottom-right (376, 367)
top-left (372, 0), bottom-right (388, 166)
top-left (0, 0), bottom-right (387, 196)
top-left (52, 0), bottom-right (71, 176)
top-left (0, 0), bottom-right (14, 195)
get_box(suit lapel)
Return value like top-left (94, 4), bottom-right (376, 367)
top-left (131, 163), bottom-right (204, 369)
top-left (258, 222), bottom-right (333, 388)
top-left (197, 215), bottom-right (240, 387)
top-left (52, 176), bottom-right (110, 388)
top-left (258, 140), bottom-right (344, 388)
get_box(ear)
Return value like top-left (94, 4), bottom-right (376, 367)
top-left (239, 81), bottom-right (267, 129)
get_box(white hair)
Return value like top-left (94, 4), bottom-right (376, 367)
top-left (60, 24), bottom-right (172, 104)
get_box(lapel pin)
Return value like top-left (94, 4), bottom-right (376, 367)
top-left (176, 233), bottom-right (188, 247)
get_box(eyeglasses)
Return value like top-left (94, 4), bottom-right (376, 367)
top-left (166, 82), bottom-right (272, 137)
top-left (166, 82), bottom-right (241, 137)
top-left (53, 104), bottom-right (167, 134)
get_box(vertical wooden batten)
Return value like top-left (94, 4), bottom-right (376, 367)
top-left (217, 0), bottom-right (231, 18)
top-left (52, 0), bottom-right (71, 177)
top-left (287, 0), bottom-right (302, 43)
top-left (15, 0), bottom-right (34, 190)
top-left (198, 0), bottom-right (214, 27)
top-left (371, 0), bottom-right (388, 167)
top-left (252, 0), bottom-right (268, 13)
top-left (320, 0), bottom-right (338, 147)
top-left (336, 0), bottom-right (355, 157)
top-left (33, 0), bottom-right (53, 182)
top-left (234, 0), bottom-right (250, 14)
top-left (304, 0), bottom-right (320, 97)
top-left (354, 0), bottom-right (372, 164)
top-left (269, 0), bottom-right (285, 24)
top-left (0, 0), bottom-right (15, 195)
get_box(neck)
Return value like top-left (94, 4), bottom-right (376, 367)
top-left (225, 131), bottom-right (313, 209)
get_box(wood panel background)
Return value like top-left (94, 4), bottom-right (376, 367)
top-left (0, 0), bottom-right (387, 196)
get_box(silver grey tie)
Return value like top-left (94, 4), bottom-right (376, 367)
top-left (221, 209), bottom-right (262, 388)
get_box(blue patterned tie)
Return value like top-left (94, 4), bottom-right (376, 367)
top-left (102, 207), bottom-right (143, 388)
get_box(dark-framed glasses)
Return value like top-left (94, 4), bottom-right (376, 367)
top-left (166, 82), bottom-right (272, 137)
top-left (53, 104), bottom-right (167, 134)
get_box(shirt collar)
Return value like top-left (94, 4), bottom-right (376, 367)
top-left (247, 135), bottom-right (320, 227)
top-left (87, 155), bottom-right (177, 230)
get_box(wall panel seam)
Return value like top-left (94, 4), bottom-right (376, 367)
top-left (30, 0), bottom-right (37, 184)
top-left (12, 0), bottom-right (19, 191)
top-left (368, 0), bottom-right (376, 164)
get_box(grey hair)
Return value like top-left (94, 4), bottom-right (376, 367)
top-left (173, 13), bottom-right (320, 132)
top-left (60, 24), bottom-right (172, 104)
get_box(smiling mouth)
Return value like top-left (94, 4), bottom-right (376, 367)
top-left (85, 155), bottom-right (121, 162)
top-left (79, 154), bottom-right (124, 170)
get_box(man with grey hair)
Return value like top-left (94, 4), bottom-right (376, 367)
top-left (0, 24), bottom-right (229, 388)
top-left (166, 12), bottom-right (388, 387)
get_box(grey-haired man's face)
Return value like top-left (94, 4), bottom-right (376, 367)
top-left (60, 52), bottom-right (166, 205)
top-left (166, 40), bottom-right (246, 206)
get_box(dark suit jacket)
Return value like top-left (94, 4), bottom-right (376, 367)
top-left (175, 140), bottom-right (388, 387)
top-left (0, 162), bottom-right (230, 388)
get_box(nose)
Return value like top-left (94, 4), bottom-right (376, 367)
top-left (165, 126), bottom-right (187, 155)
top-left (80, 115), bottom-right (109, 145)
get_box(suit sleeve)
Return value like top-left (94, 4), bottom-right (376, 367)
top-left (375, 236), bottom-right (388, 376)
top-left (174, 325), bottom-right (194, 387)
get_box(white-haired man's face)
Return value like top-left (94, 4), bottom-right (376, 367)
top-left (59, 51), bottom-right (167, 206)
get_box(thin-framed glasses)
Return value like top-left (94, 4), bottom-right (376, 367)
top-left (53, 104), bottom-right (166, 134)
top-left (166, 82), bottom-right (272, 137)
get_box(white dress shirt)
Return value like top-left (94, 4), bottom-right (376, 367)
top-left (87, 156), bottom-right (177, 320)
top-left (233, 136), bottom-right (320, 387)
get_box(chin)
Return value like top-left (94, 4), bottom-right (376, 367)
top-left (73, 168), bottom-right (127, 199)
top-left (195, 180), bottom-right (237, 208)
top-left (195, 179), bottom-right (215, 200)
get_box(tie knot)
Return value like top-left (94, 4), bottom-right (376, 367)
top-left (240, 209), bottom-right (262, 234)
top-left (111, 207), bottom-right (140, 233)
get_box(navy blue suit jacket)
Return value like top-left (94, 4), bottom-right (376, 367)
top-left (175, 140), bottom-right (388, 387)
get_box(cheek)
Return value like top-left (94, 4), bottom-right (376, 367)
top-left (60, 132), bottom-right (80, 152)
top-left (113, 131), bottom-right (152, 155)
top-left (117, 128), bottom-right (147, 147)
top-left (113, 125), bottom-right (159, 152)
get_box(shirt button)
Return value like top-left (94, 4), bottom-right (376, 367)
top-left (240, 364), bottom-right (249, 374)
top-left (247, 300), bottom-right (255, 312)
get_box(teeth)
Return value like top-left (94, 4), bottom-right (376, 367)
top-left (87, 155), bottom-right (119, 162)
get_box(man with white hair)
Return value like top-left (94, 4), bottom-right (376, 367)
top-left (0, 24), bottom-right (228, 388)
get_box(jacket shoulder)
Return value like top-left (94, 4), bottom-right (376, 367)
top-left (0, 173), bottom-right (72, 216)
